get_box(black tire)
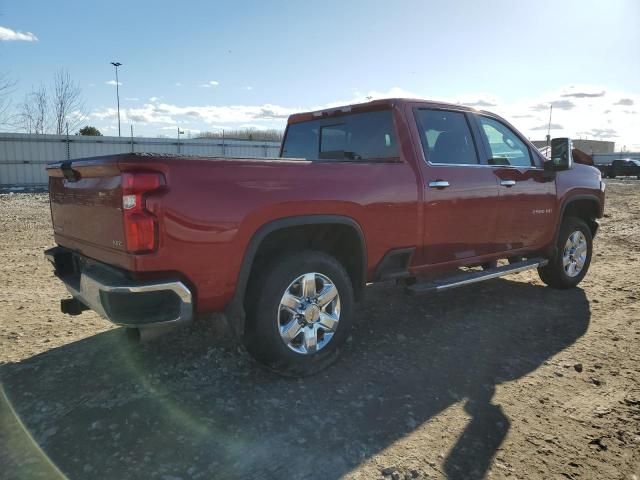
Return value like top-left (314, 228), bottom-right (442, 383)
top-left (481, 261), bottom-right (497, 270)
top-left (538, 217), bottom-right (593, 289)
top-left (244, 250), bottom-right (354, 377)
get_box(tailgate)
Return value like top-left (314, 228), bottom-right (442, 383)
top-left (48, 158), bottom-right (126, 254)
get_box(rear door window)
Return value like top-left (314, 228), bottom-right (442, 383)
top-left (413, 109), bottom-right (479, 165)
top-left (281, 110), bottom-right (398, 161)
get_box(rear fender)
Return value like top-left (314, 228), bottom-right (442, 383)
top-left (224, 215), bottom-right (367, 338)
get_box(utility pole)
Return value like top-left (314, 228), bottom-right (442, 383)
top-left (222, 129), bottom-right (226, 156)
top-left (111, 62), bottom-right (122, 137)
top-left (546, 104), bottom-right (553, 149)
top-left (66, 122), bottom-right (70, 160)
top-left (177, 127), bottom-right (184, 153)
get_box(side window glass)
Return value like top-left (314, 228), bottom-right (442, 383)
top-left (477, 116), bottom-right (532, 167)
top-left (414, 109), bottom-right (478, 165)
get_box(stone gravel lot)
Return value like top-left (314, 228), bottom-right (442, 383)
top-left (1, 181), bottom-right (639, 480)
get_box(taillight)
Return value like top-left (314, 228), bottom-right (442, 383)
top-left (121, 172), bottom-right (165, 253)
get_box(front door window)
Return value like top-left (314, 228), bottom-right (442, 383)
top-left (476, 116), bottom-right (533, 167)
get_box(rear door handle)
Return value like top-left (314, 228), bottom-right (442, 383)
top-left (500, 180), bottom-right (516, 187)
top-left (428, 180), bottom-right (450, 189)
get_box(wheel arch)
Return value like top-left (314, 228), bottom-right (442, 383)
top-left (225, 215), bottom-right (367, 337)
top-left (555, 194), bottom-right (601, 244)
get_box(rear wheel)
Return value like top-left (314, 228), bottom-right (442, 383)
top-left (244, 250), bottom-right (354, 376)
top-left (538, 217), bottom-right (592, 289)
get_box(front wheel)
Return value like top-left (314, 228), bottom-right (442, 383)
top-left (538, 217), bottom-right (593, 289)
top-left (244, 250), bottom-right (354, 376)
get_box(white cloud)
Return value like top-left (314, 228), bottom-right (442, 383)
top-left (200, 80), bottom-right (219, 88)
top-left (105, 80), bottom-right (122, 86)
top-left (88, 84), bottom-right (640, 151)
top-left (90, 102), bottom-right (298, 129)
top-left (238, 124), bottom-right (270, 130)
top-left (243, 86), bottom-right (254, 91)
top-left (175, 82), bottom-right (183, 87)
top-left (560, 85), bottom-right (606, 98)
top-left (0, 26), bottom-right (38, 42)
top-left (343, 86), bottom-right (640, 150)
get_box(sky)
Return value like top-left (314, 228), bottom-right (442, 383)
top-left (1, 0), bottom-right (639, 150)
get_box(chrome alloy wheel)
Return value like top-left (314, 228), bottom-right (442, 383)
top-left (563, 230), bottom-right (588, 277)
top-left (277, 272), bottom-right (341, 354)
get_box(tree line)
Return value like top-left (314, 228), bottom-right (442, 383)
top-left (197, 128), bottom-right (284, 142)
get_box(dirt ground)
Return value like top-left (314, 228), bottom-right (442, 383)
top-left (0, 181), bottom-right (639, 480)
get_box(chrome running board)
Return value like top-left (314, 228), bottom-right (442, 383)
top-left (405, 257), bottom-right (548, 296)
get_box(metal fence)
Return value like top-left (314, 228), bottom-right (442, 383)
top-left (0, 133), bottom-right (282, 187)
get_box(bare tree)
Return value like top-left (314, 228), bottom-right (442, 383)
top-left (18, 85), bottom-right (49, 134)
top-left (0, 73), bottom-right (16, 127)
top-left (18, 97), bottom-right (36, 133)
top-left (52, 69), bottom-right (85, 134)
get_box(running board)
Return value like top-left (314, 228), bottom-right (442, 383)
top-left (405, 257), bottom-right (549, 296)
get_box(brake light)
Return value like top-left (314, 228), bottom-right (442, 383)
top-left (121, 172), bottom-right (165, 253)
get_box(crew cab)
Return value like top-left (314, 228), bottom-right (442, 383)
top-left (45, 99), bottom-right (605, 375)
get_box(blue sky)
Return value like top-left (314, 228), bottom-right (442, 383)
top-left (1, 0), bottom-right (639, 149)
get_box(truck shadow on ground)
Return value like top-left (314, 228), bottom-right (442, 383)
top-left (1, 278), bottom-right (590, 480)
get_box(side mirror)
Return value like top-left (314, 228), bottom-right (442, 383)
top-left (546, 137), bottom-right (573, 171)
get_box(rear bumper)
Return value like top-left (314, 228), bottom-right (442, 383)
top-left (45, 247), bottom-right (193, 328)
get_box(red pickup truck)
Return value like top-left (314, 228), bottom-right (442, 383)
top-left (45, 98), bottom-right (605, 375)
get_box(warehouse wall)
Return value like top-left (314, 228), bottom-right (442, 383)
top-left (0, 133), bottom-right (282, 187)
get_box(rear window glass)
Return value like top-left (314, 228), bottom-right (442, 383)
top-left (281, 110), bottom-right (398, 161)
top-left (414, 109), bottom-right (479, 165)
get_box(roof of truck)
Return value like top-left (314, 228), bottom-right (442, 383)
top-left (287, 98), bottom-right (479, 124)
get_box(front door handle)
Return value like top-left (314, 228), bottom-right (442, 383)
top-left (500, 180), bottom-right (516, 187)
top-left (428, 180), bottom-right (450, 189)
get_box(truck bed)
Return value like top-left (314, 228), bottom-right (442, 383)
top-left (47, 153), bottom-right (419, 312)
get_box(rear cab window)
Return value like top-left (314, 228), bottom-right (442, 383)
top-left (281, 110), bottom-right (398, 161)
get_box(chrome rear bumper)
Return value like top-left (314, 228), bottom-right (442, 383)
top-left (45, 247), bottom-right (193, 328)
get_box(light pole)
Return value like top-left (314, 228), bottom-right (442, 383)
top-left (177, 127), bottom-right (184, 153)
top-left (111, 62), bottom-right (122, 137)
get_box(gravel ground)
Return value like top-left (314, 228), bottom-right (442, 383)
top-left (0, 181), bottom-right (639, 480)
